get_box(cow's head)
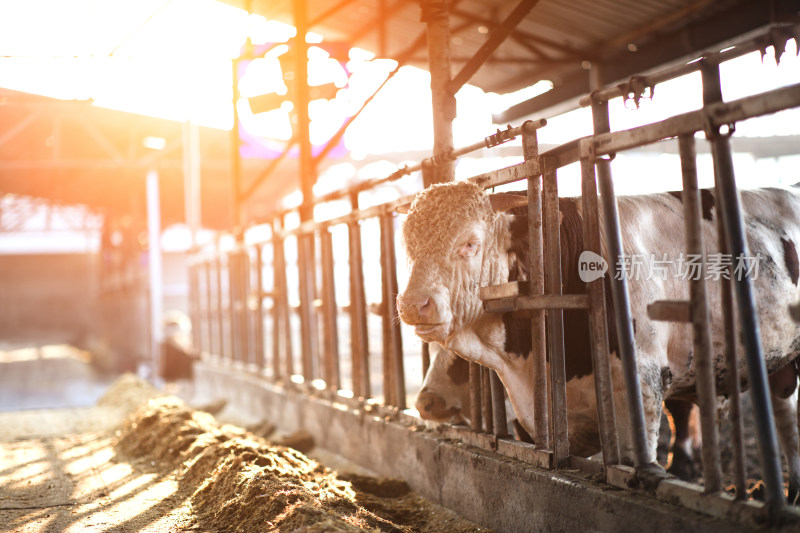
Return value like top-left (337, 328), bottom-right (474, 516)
top-left (396, 181), bottom-right (526, 346)
top-left (415, 346), bottom-right (470, 422)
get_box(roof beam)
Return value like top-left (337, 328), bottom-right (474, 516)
top-left (495, 0), bottom-right (793, 122)
top-left (447, 0), bottom-right (542, 95)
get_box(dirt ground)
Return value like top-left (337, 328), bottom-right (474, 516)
top-left (0, 371), bottom-right (489, 533)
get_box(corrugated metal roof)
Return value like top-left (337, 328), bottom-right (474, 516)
top-left (228, 0), bottom-right (799, 118)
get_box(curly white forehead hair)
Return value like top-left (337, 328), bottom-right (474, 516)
top-left (401, 181), bottom-right (495, 257)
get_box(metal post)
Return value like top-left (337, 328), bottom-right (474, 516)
top-left (381, 212), bottom-right (406, 409)
top-left (591, 98), bottom-right (650, 468)
top-left (490, 371), bottom-right (509, 437)
top-left (320, 226), bottom-right (341, 392)
top-left (542, 156), bottom-right (569, 464)
top-left (255, 245), bottom-right (265, 370)
top-left (273, 220), bottom-right (292, 378)
top-left (215, 252), bottom-right (225, 359)
top-left (297, 232), bottom-right (318, 381)
top-left (421, 0), bottom-right (455, 183)
top-left (677, 133), bottom-right (722, 493)
top-left (469, 361), bottom-right (482, 432)
top-left (524, 125), bottom-right (549, 449)
top-left (702, 61), bottom-right (784, 508)
top-left (349, 201), bottom-right (370, 398)
top-left (580, 158), bottom-right (620, 467)
top-left (482, 366), bottom-right (494, 434)
top-left (204, 261), bottom-right (213, 356)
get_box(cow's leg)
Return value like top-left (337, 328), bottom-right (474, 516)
top-left (769, 361), bottom-right (800, 504)
top-left (612, 359), bottom-right (664, 465)
top-left (664, 399), bottom-right (699, 481)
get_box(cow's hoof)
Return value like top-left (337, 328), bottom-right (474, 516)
top-left (667, 446), bottom-right (697, 481)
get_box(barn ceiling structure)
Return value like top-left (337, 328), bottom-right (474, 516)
top-left (0, 0), bottom-right (798, 232)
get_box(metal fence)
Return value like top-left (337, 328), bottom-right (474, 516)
top-left (188, 24), bottom-right (800, 526)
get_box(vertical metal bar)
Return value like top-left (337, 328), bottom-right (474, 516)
top-left (580, 158), bottom-right (620, 467)
top-left (421, 342), bottom-right (431, 380)
top-left (227, 252), bottom-right (238, 363)
top-left (381, 212), bottom-right (406, 410)
top-left (241, 249), bottom-right (251, 366)
top-left (421, 0), bottom-right (455, 183)
top-left (255, 245), bottom-right (265, 371)
top-left (490, 371), bottom-right (509, 437)
top-left (216, 253), bottom-right (226, 360)
top-left (297, 232), bottom-right (318, 381)
top-left (205, 261), bottom-right (213, 356)
top-left (702, 62), bottom-right (784, 508)
top-left (320, 226), bottom-right (341, 392)
top-left (469, 361), bottom-right (482, 432)
top-left (542, 156), bottom-right (569, 464)
top-left (482, 365), bottom-right (494, 434)
top-left (591, 97), bottom-right (650, 468)
top-left (189, 264), bottom-right (200, 353)
top-left (525, 126), bottom-right (549, 449)
top-left (349, 209), bottom-right (370, 398)
top-left (678, 133), bottom-right (722, 492)
top-left (273, 222), bottom-right (292, 378)
top-left (722, 268), bottom-right (747, 499)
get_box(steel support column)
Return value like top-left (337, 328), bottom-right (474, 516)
top-left (702, 61), bottom-right (784, 508)
top-left (421, 0), bottom-right (456, 183)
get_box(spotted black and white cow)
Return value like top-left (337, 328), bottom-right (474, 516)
top-left (397, 180), bottom-right (800, 499)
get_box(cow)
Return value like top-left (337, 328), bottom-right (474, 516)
top-left (416, 342), bottom-right (715, 479)
top-left (397, 180), bottom-right (800, 500)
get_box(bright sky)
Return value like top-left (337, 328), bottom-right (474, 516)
top-left (0, 0), bottom-right (798, 253)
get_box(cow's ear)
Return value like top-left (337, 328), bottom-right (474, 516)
top-left (396, 202), bottom-right (411, 214)
top-left (488, 193), bottom-right (528, 213)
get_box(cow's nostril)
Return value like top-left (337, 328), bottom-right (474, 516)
top-left (418, 298), bottom-right (431, 313)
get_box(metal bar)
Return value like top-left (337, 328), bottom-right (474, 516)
top-left (469, 361), bottom-right (482, 432)
top-left (188, 264), bottom-right (200, 354)
top-left (592, 95), bottom-right (650, 468)
top-left (579, 23), bottom-right (800, 107)
top-left (241, 250), bottom-right (251, 366)
top-left (580, 158), bottom-right (620, 467)
top-left (381, 212), bottom-right (406, 409)
top-left (647, 300), bottom-right (691, 323)
top-left (273, 226), bottom-right (292, 378)
top-left (297, 233), bottom-right (318, 381)
top-left (215, 254), bottom-right (226, 359)
top-left (585, 83), bottom-right (800, 158)
top-left (483, 294), bottom-right (590, 312)
top-left (524, 126), bottom-right (549, 450)
top-left (349, 212), bottom-right (370, 398)
top-left (490, 370), bottom-right (508, 437)
top-left (204, 261), bottom-right (213, 355)
top-left (422, 0), bottom-right (455, 183)
top-left (447, 0), bottom-right (542, 95)
top-left (678, 133), bottom-right (722, 493)
top-left (702, 62), bottom-right (784, 508)
top-left (255, 245), bottom-right (265, 370)
top-left (712, 173), bottom-right (748, 499)
top-left (482, 365), bottom-right (494, 434)
top-left (542, 156), bottom-right (569, 465)
top-left (228, 252), bottom-right (239, 363)
top-left (320, 227), bottom-right (341, 392)
top-left (421, 342), bottom-right (431, 380)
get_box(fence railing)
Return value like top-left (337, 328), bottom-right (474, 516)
top-left (188, 23), bottom-right (800, 526)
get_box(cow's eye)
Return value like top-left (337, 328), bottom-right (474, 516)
top-left (458, 240), bottom-right (480, 258)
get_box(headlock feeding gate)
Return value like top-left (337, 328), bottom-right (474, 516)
top-left (188, 25), bottom-right (800, 532)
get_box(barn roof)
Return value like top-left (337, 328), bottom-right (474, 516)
top-left (1, 0), bottom-right (798, 230)
top-left (230, 0), bottom-right (800, 120)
